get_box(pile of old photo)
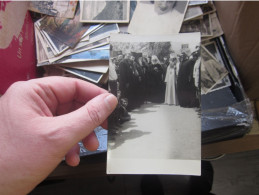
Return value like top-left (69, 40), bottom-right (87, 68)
top-left (29, 0), bottom-right (234, 175)
top-left (32, 1), bottom-right (126, 84)
top-left (180, 1), bottom-right (231, 95)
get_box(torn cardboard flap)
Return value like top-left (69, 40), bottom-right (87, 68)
top-left (215, 1), bottom-right (259, 99)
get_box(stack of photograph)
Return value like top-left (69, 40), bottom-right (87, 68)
top-left (32, 1), bottom-right (124, 84)
top-left (175, 1), bottom-right (251, 144)
top-left (180, 1), bottom-right (231, 96)
top-left (30, 0), bottom-right (129, 156)
top-left (183, 2), bottom-right (252, 144)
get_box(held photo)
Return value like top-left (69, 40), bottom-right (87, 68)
top-left (107, 33), bottom-right (201, 175)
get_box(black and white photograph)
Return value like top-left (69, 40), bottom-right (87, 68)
top-left (107, 33), bottom-right (201, 175)
top-left (201, 46), bottom-right (228, 94)
top-left (189, 0), bottom-right (208, 6)
top-left (200, 2), bottom-right (216, 15)
top-left (181, 14), bottom-right (212, 37)
top-left (204, 41), bottom-right (223, 64)
top-left (80, 1), bottom-right (130, 23)
top-left (203, 41), bottom-right (231, 93)
top-left (209, 12), bottom-right (224, 38)
top-left (184, 5), bottom-right (203, 21)
top-left (128, 1), bottom-right (188, 35)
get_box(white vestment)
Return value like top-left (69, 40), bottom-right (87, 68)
top-left (164, 65), bottom-right (178, 105)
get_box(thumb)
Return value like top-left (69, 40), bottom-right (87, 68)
top-left (47, 93), bottom-right (118, 150)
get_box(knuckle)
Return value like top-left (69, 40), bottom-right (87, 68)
top-left (86, 104), bottom-right (102, 126)
top-left (8, 81), bottom-right (25, 91)
top-left (5, 81), bottom-right (28, 97)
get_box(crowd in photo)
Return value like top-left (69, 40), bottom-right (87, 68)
top-left (109, 45), bottom-right (201, 125)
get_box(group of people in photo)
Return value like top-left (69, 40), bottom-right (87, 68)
top-left (109, 45), bottom-right (201, 126)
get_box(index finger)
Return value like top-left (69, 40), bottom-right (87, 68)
top-left (28, 76), bottom-right (107, 111)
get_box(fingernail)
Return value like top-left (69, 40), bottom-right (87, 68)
top-left (104, 94), bottom-right (118, 110)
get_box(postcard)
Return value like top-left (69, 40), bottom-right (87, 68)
top-left (58, 60), bottom-right (109, 73)
top-left (57, 48), bottom-right (110, 63)
top-left (35, 20), bottom-right (56, 60)
top-left (128, 1), bottom-right (188, 35)
top-left (81, 24), bottom-right (119, 42)
top-left (36, 17), bottom-right (70, 56)
top-left (203, 41), bottom-right (231, 93)
top-left (80, 1), bottom-right (130, 23)
top-left (189, 0), bottom-right (208, 6)
top-left (39, 5), bottom-right (90, 48)
top-left (203, 41), bottom-right (223, 65)
top-left (59, 66), bottom-right (103, 83)
top-left (81, 24), bottom-right (102, 39)
top-left (181, 14), bottom-right (212, 37)
top-left (201, 46), bottom-right (228, 94)
top-left (41, 30), bottom-right (69, 55)
top-left (107, 33), bottom-right (201, 175)
top-left (184, 5), bottom-right (203, 21)
top-left (209, 12), bottom-right (224, 38)
top-left (48, 37), bottom-right (110, 63)
top-left (35, 28), bottom-right (48, 64)
top-left (73, 38), bottom-right (110, 54)
top-left (37, 32), bottom-right (55, 60)
top-left (29, 1), bottom-right (78, 18)
top-left (46, 23), bottom-right (111, 63)
top-left (200, 2), bottom-right (216, 15)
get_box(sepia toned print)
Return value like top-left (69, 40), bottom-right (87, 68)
top-left (201, 46), bottom-right (228, 94)
top-left (209, 12), bottom-right (224, 38)
top-left (181, 14), bottom-right (212, 37)
top-left (184, 5), bottom-right (203, 21)
top-left (203, 41), bottom-right (231, 93)
top-left (107, 33), bottom-right (201, 175)
top-left (80, 1), bottom-right (130, 23)
top-left (35, 28), bottom-right (48, 64)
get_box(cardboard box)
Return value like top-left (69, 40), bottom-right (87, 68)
top-left (215, 1), bottom-right (259, 100)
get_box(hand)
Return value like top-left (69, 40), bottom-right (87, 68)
top-left (0, 76), bottom-right (118, 195)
